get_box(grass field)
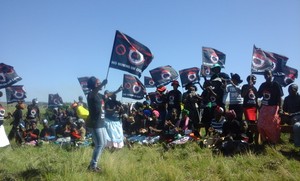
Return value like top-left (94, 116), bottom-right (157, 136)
top-left (1, 104), bottom-right (300, 181)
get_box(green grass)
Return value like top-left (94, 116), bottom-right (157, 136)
top-left (1, 134), bottom-right (300, 181)
top-left (1, 105), bottom-right (300, 180)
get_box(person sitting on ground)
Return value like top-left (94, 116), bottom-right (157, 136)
top-left (175, 109), bottom-right (193, 136)
top-left (282, 84), bottom-right (300, 144)
top-left (222, 110), bottom-right (243, 140)
top-left (163, 108), bottom-right (181, 141)
top-left (24, 121), bottom-right (40, 146)
top-left (70, 118), bottom-right (86, 142)
top-left (26, 98), bottom-right (40, 129)
top-left (40, 119), bottom-right (56, 142)
top-left (148, 110), bottom-right (163, 135)
top-left (210, 106), bottom-right (226, 135)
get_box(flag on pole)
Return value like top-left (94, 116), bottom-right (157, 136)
top-left (5, 85), bottom-right (27, 104)
top-left (122, 74), bottom-right (146, 100)
top-left (179, 67), bottom-right (201, 87)
top-left (144, 76), bottom-right (155, 88)
top-left (149, 65), bottom-right (179, 87)
top-left (48, 94), bottom-right (63, 107)
top-left (202, 47), bottom-right (226, 67)
top-left (109, 30), bottom-right (154, 77)
top-left (273, 65), bottom-right (298, 87)
top-left (77, 76), bottom-right (90, 95)
top-left (0, 63), bottom-right (22, 89)
top-left (252, 45), bottom-right (288, 75)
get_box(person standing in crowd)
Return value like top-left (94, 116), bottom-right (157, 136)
top-left (154, 85), bottom-right (168, 130)
top-left (257, 69), bottom-right (283, 144)
top-left (182, 83), bottom-right (202, 137)
top-left (224, 73), bottom-right (244, 122)
top-left (86, 76), bottom-right (108, 172)
top-left (78, 95), bottom-right (88, 109)
top-left (167, 80), bottom-right (182, 119)
top-left (105, 89), bottom-right (125, 149)
top-left (0, 91), bottom-right (10, 147)
top-left (26, 98), bottom-right (40, 128)
top-left (241, 75), bottom-right (258, 144)
top-left (282, 84), bottom-right (300, 145)
top-left (8, 101), bottom-right (26, 144)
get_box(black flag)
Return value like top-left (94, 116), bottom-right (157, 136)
top-left (109, 30), bottom-right (154, 77)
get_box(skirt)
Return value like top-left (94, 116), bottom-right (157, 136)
top-left (105, 118), bottom-right (124, 148)
top-left (243, 107), bottom-right (257, 122)
top-left (0, 125), bottom-right (10, 147)
top-left (257, 105), bottom-right (281, 144)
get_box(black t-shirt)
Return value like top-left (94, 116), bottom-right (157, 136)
top-left (26, 104), bottom-right (40, 119)
top-left (167, 89), bottom-right (182, 110)
top-left (241, 84), bottom-right (258, 107)
top-left (257, 81), bottom-right (283, 106)
top-left (283, 94), bottom-right (300, 114)
top-left (86, 93), bottom-right (105, 128)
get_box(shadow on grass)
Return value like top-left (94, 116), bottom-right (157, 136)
top-left (279, 149), bottom-right (300, 161)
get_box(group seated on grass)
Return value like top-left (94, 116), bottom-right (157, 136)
top-left (6, 98), bottom-right (299, 154)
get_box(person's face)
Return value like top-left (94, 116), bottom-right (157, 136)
top-left (264, 71), bottom-right (272, 82)
top-left (96, 79), bottom-right (101, 89)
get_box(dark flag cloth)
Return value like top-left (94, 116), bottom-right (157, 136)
top-left (122, 74), bottom-right (146, 100)
top-left (179, 67), bottom-right (201, 87)
top-left (144, 76), bottom-right (156, 88)
top-left (0, 63), bottom-right (22, 89)
top-left (5, 85), bottom-right (27, 104)
top-left (274, 65), bottom-right (298, 87)
top-left (202, 47), bottom-right (226, 67)
top-left (77, 76), bottom-right (90, 95)
top-left (109, 30), bottom-right (154, 77)
top-left (200, 64), bottom-right (214, 78)
top-left (149, 65), bottom-right (179, 87)
top-left (48, 94), bottom-right (64, 107)
top-left (252, 45), bottom-right (288, 75)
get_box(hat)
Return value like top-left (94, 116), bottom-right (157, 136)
top-left (152, 110), bottom-right (160, 118)
top-left (171, 80), bottom-right (180, 87)
top-left (143, 109), bottom-right (152, 117)
top-left (157, 86), bottom-right (166, 92)
top-left (211, 63), bottom-right (221, 69)
top-left (231, 73), bottom-right (243, 84)
top-left (289, 84), bottom-right (298, 92)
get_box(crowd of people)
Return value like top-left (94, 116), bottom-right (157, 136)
top-left (1, 67), bottom-right (300, 172)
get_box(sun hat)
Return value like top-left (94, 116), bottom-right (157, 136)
top-left (231, 73), bottom-right (243, 84)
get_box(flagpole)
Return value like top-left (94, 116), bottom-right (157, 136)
top-left (105, 30), bottom-right (118, 82)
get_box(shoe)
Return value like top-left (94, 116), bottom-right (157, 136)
top-left (87, 165), bottom-right (102, 173)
